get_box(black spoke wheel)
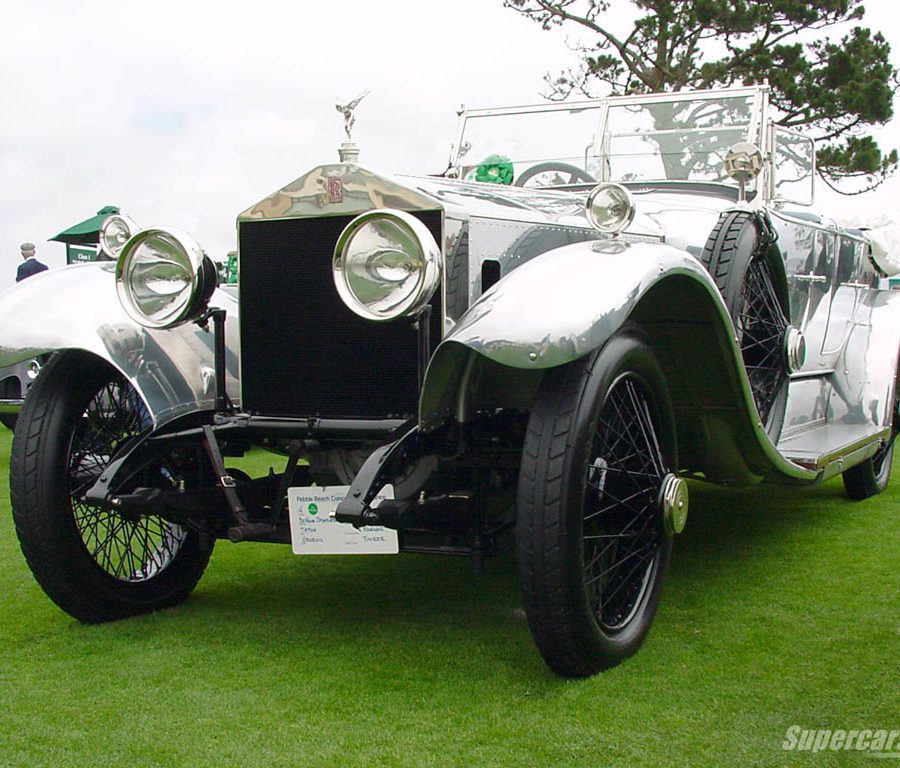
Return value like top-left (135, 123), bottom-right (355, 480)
top-left (517, 328), bottom-right (676, 677)
top-left (735, 255), bottom-right (789, 430)
top-left (10, 350), bottom-right (212, 623)
top-left (514, 161), bottom-right (596, 187)
top-left (843, 358), bottom-right (900, 500)
top-left (702, 211), bottom-right (789, 438)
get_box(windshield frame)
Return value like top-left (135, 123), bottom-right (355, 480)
top-left (449, 85), bottom-right (773, 198)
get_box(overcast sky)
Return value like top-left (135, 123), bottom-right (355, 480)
top-left (3, 0), bottom-right (899, 281)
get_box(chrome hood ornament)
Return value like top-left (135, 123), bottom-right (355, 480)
top-left (335, 89), bottom-right (370, 163)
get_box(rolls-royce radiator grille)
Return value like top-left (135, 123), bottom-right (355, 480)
top-left (238, 211), bottom-right (443, 419)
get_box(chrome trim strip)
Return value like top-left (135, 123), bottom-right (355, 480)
top-left (789, 369), bottom-right (836, 380)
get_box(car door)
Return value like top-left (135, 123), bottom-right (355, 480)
top-left (771, 213), bottom-right (839, 373)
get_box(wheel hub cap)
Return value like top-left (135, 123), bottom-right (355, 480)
top-left (659, 474), bottom-right (689, 535)
top-left (784, 326), bottom-right (806, 374)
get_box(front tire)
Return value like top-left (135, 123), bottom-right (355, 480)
top-left (10, 350), bottom-right (212, 623)
top-left (517, 329), bottom-right (676, 677)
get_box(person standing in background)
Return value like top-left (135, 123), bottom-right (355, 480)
top-left (16, 242), bottom-right (48, 282)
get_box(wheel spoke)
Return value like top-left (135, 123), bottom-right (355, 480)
top-left (597, 545), bottom-right (657, 621)
top-left (738, 256), bottom-right (788, 426)
top-left (66, 376), bottom-right (186, 583)
top-left (582, 373), bottom-right (666, 632)
top-left (585, 531), bottom-right (657, 591)
top-left (588, 503), bottom-right (657, 573)
top-left (584, 485), bottom-right (653, 523)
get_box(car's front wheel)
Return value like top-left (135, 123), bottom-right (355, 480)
top-left (517, 328), bottom-right (678, 677)
top-left (10, 350), bottom-right (212, 622)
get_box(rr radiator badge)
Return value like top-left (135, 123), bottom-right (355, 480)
top-left (327, 176), bottom-right (343, 204)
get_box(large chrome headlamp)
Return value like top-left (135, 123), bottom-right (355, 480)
top-left (116, 227), bottom-right (217, 329)
top-left (585, 183), bottom-right (636, 235)
top-left (99, 214), bottom-right (138, 259)
top-left (333, 209), bottom-right (441, 321)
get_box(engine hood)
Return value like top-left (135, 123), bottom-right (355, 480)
top-left (238, 163), bottom-right (660, 237)
top-left (237, 163), bottom-right (740, 256)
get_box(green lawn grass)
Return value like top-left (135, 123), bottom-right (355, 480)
top-left (0, 425), bottom-right (896, 767)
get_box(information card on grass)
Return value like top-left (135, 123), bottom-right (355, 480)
top-left (287, 485), bottom-right (398, 555)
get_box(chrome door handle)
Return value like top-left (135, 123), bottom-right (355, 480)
top-left (791, 272), bottom-right (827, 283)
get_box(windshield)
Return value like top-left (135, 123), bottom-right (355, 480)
top-left (455, 103), bottom-right (606, 187)
top-left (604, 95), bottom-right (756, 184)
top-left (453, 89), bottom-right (761, 190)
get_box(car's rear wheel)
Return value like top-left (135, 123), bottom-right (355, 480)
top-left (0, 413), bottom-right (17, 430)
top-left (10, 350), bottom-right (212, 622)
top-left (843, 360), bottom-right (900, 499)
top-left (701, 211), bottom-right (789, 439)
top-left (517, 329), bottom-right (677, 677)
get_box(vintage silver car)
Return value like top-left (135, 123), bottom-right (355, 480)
top-left (4, 85), bottom-right (898, 677)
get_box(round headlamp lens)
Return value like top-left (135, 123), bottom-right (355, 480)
top-left (99, 214), bottom-right (137, 259)
top-left (585, 183), bottom-right (636, 234)
top-left (116, 227), bottom-right (216, 329)
top-left (333, 210), bottom-right (441, 321)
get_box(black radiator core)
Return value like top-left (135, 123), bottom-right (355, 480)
top-left (238, 211), bottom-right (442, 419)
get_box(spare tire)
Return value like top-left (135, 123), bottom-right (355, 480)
top-left (701, 210), bottom-right (789, 439)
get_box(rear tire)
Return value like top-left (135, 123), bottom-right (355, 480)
top-left (10, 350), bottom-right (212, 623)
top-left (842, 445), bottom-right (894, 500)
top-left (517, 329), bottom-right (675, 677)
top-left (843, 359), bottom-right (899, 500)
top-left (0, 413), bottom-right (16, 430)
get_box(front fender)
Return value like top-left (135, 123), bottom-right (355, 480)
top-left (438, 240), bottom-right (721, 370)
top-left (0, 263), bottom-right (239, 427)
top-left (420, 239), bottom-right (815, 485)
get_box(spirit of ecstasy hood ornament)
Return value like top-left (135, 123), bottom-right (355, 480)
top-left (335, 89), bottom-right (370, 163)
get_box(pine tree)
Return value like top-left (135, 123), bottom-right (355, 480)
top-left (504, 0), bottom-right (897, 192)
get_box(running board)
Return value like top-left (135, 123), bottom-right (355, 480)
top-left (777, 424), bottom-right (890, 481)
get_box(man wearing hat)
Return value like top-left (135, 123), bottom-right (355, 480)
top-left (16, 242), bottom-right (48, 282)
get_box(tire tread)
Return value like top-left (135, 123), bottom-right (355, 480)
top-left (517, 336), bottom-right (672, 677)
top-left (10, 351), bottom-right (211, 623)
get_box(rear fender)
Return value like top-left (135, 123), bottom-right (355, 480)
top-left (0, 263), bottom-right (239, 427)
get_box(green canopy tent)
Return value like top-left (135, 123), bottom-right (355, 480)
top-left (50, 205), bottom-right (119, 264)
